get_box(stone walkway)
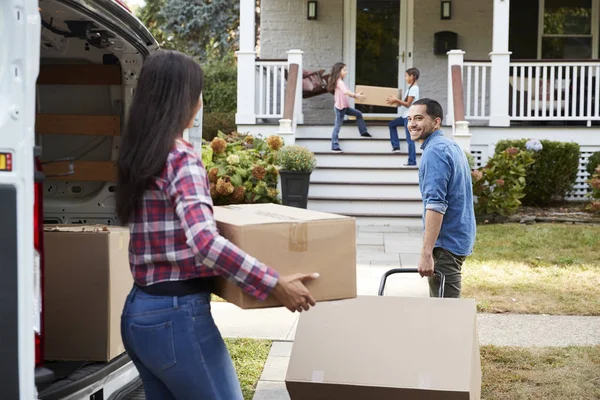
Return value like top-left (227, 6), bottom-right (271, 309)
top-left (208, 225), bottom-right (600, 400)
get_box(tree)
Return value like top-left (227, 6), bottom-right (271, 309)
top-left (159, 0), bottom-right (240, 60)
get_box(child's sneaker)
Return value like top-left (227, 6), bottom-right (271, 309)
top-left (331, 147), bottom-right (343, 153)
top-left (392, 148), bottom-right (401, 153)
top-left (360, 132), bottom-right (372, 138)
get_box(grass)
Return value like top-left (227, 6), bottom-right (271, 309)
top-left (224, 339), bottom-right (600, 400)
top-left (481, 345), bottom-right (600, 399)
top-left (463, 224), bottom-right (600, 315)
top-left (225, 338), bottom-right (272, 400)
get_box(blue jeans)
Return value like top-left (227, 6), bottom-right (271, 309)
top-left (121, 286), bottom-right (243, 400)
top-left (389, 117), bottom-right (416, 165)
top-left (331, 107), bottom-right (368, 149)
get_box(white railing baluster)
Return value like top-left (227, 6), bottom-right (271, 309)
top-left (587, 66), bottom-right (593, 124)
top-left (474, 66), bottom-right (480, 117)
top-left (527, 66), bottom-right (533, 118)
top-left (481, 65), bottom-right (487, 117)
top-left (534, 66), bottom-right (540, 118)
top-left (466, 66), bottom-right (472, 117)
top-left (572, 66), bottom-right (578, 118)
top-left (557, 66), bottom-right (563, 118)
top-left (549, 65), bottom-right (555, 118)
top-left (579, 66), bottom-right (586, 119)
top-left (541, 65), bottom-right (548, 118)
top-left (595, 66), bottom-right (600, 118)
top-left (519, 66), bottom-right (525, 117)
top-left (280, 66), bottom-right (285, 116)
top-left (259, 64), bottom-right (265, 117)
top-left (565, 66), bottom-right (571, 117)
top-left (511, 66), bottom-right (517, 117)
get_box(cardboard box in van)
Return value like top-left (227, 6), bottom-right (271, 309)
top-left (286, 296), bottom-right (481, 399)
top-left (43, 225), bottom-right (132, 362)
top-left (213, 204), bottom-right (357, 309)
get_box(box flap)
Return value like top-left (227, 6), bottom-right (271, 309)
top-left (213, 204), bottom-right (352, 226)
top-left (44, 224), bottom-right (129, 233)
top-left (286, 296), bottom-right (479, 394)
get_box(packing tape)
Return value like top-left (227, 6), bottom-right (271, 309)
top-left (311, 370), bottom-right (325, 383)
top-left (289, 222), bottom-right (308, 252)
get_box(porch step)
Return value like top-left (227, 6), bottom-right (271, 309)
top-left (309, 182), bottom-right (421, 199)
top-left (307, 198), bottom-right (423, 216)
top-left (313, 152), bottom-right (420, 168)
top-left (354, 216), bottom-right (423, 227)
top-left (297, 137), bottom-right (421, 153)
top-left (311, 167), bottom-right (419, 184)
top-left (296, 125), bottom-right (403, 139)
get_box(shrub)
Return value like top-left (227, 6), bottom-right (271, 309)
top-left (202, 112), bottom-right (236, 141)
top-left (202, 132), bottom-right (282, 205)
top-left (494, 139), bottom-right (580, 206)
top-left (276, 145), bottom-right (317, 173)
top-left (465, 151), bottom-right (475, 169)
top-left (202, 57), bottom-right (237, 114)
top-left (472, 147), bottom-right (535, 216)
top-left (586, 151), bottom-right (600, 177)
top-left (586, 165), bottom-right (600, 214)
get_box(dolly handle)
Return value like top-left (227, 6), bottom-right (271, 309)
top-left (377, 268), bottom-right (445, 297)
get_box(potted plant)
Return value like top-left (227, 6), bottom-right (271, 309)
top-left (276, 144), bottom-right (317, 209)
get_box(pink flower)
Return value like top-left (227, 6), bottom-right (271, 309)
top-left (496, 179), bottom-right (505, 187)
top-left (471, 170), bottom-right (483, 182)
top-left (506, 147), bottom-right (519, 156)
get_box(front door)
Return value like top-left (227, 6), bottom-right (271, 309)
top-left (345, 0), bottom-right (412, 118)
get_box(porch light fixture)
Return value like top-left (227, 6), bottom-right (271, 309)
top-left (441, 1), bottom-right (451, 20)
top-left (307, 1), bottom-right (318, 21)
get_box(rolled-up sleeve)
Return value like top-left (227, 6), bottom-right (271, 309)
top-left (421, 147), bottom-right (451, 215)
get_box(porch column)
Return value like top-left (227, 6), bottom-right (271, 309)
top-left (286, 49), bottom-right (304, 125)
top-left (235, 0), bottom-right (256, 125)
top-left (489, 0), bottom-right (511, 127)
top-left (446, 50), bottom-right (465, 127)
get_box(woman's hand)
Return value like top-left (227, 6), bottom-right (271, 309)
top-left (386, 96), bottom-right (400, 106)
top-left (272, 273), bottom-right (319, 312)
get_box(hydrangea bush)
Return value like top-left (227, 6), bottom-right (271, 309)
top-left (202, 132), bottom-right (284, 205)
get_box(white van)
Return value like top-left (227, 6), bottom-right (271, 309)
top-left (1, 0), bottom-right (200, 398)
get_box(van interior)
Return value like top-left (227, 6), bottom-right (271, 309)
top-left (35, 0), bottom-right (156, 397)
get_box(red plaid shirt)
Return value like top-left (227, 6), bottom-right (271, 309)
top-left (128, 139), bottom-right (279, 300)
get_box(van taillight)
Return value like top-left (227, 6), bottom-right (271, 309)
top-left (34, 157), bottom-right (44, 367)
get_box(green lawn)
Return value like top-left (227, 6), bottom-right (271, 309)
top-left (463, 224), bottom-right (600, 315)
top-left (226, 339), bottom-right (600, 400)
top-left (225, 338), bottom-right (272, 400)
top-left (481, 345), bottom-right (600, 400)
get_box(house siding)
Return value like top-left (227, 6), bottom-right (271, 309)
top-left (259, 0), bottom-right (493, 124)
top-left (260, 0), bottom-right (344, 124)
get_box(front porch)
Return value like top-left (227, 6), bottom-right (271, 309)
top-left (237, 0), bottom-right (600, 129)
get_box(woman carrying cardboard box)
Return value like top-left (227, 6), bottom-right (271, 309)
top-left (116, 50), bottom-right (318, 400)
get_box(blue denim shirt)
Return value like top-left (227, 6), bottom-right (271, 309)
top-left (418, 130), bottom-right (476, 256)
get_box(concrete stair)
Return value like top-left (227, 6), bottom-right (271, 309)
top-left (296, 125), bottom-right (422, 225)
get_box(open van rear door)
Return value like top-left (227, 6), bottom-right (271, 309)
top-left (0, 0), bottom-right (41, 398)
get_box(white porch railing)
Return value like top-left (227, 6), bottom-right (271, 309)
top-left (255, 60), bottom-right (287, 119)
top-left (463, 61), bottom-right (492, 120)
top-left (509, 61), bottom-right (600, 125)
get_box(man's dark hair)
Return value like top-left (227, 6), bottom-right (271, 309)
top-left (412, 98), bottom-right (444, 122)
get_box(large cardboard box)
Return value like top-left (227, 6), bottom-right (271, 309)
top-left (43, 225), bottom-right (133, 361)
top-left (355, 85), bottom-right (402, 107)
top-left (286, 296), bottom-right (481, 399)
top-left (213, 204), bottom-right (357, 309)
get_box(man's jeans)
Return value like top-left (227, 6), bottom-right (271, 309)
top-left (121, 286), bottom-right (243, 400)
top-left (331, 107), bottom-right (368, 149)
top-left (428, 247), bottom-right (466, 298)
top-left (389, 116), bottom-right (416, 165)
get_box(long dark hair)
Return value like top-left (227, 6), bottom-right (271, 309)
top-left (404, 67), bottom-right (420, 101)
top-left (116, 50), bottom-right (204, 224)
top-left (327, 62), bottom-right (346, 94)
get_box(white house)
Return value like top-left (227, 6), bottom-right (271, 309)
top-left (235, 0), bottom-right (600, 224)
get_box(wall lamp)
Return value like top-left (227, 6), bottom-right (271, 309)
top-left (441, 1), bottom-right (452, 20)
top-left (307, 1), bottom-right (318, 21)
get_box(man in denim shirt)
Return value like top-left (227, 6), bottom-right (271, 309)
top-left (407, 98), bottom-right (476, 298)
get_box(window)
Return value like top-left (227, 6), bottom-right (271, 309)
top-left (538, 0), bottom-right (598, 59)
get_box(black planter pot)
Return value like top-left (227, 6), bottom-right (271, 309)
top-left (280, 170), bottom-right (312, 209)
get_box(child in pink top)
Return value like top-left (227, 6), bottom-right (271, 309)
top-left (327, 62), bottom-right (371, 153)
